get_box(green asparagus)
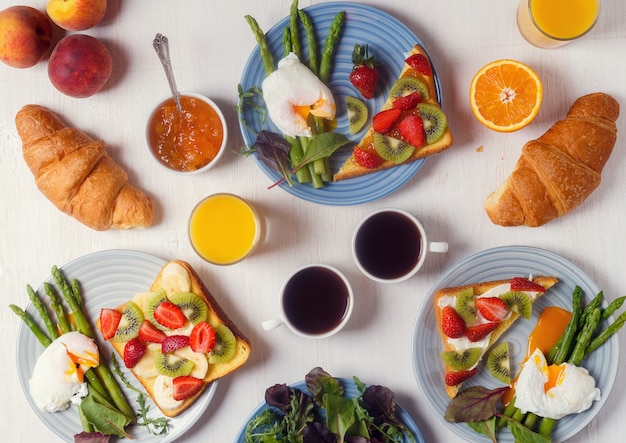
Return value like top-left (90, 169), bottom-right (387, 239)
top-left (319, 11), bottom-right (344, 83)
top-left (244, 15), bottom-right (275, 76)
top-left (27, 284), bottom-right (58, 341)
top-left (9, 304), bottom-right (51, 347)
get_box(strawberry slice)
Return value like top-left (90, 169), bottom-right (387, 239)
top-left (153, 301), bottom-right (186, 329)
top-left (139, 320), bottom-right (167, 343)
top-left (392, 91), bottom-right (422, 110)
top-left (123, 337), bottom-right (146, 368)
top-left (99, 308), bottom-right (122, 341)
top-left (510, 277), bottom-right (547, 293)
top-left (441, 306), bottom-right (466, 338)
top-left (466, 321), bottom-right (500, 342)
top-left (162, 335), bottom-right (190, 353)
top-left (398, 114), bottom-right (425, 148)
top-left (405, 53), bottom-right (432, 76)
top-left (190, 321), bottom-right (216, 353)
top-left (372, 108), bottom-right (402, 133)
top-left (444, 368), bottom-right (477, 386)
top-left (354, 147), bottom-right (382, 169)
top-left (172, 375), bottom-right (204, 401)
top-left (476, 297), bottom-right (509, 322)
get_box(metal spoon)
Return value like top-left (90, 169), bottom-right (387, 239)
top-left (152, 33), bottom-right (183, 116)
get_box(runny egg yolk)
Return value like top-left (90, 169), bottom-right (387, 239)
top-left (545, 363), bottom-right (566, 392)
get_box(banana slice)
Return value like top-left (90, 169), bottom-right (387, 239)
top-left (130, 291), bottom-right (153, 312)
top-left (152, 375), bottom-right (184, 411)
top-left (161, 262), bottom-right (191, 296)
top-left (176, 346), bottom-right (208, 379)
top-left (132, 343), bottom-right (161, 379)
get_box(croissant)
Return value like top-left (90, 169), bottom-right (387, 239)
top-left (485, 92), bottom-right (619, 227)
top-left (15, 104), bottom-right (155, 231)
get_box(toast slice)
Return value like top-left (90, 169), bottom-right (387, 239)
top-left (97, 260), bottom-right (251, 417)
top-left (434, 276), bottom-right (558, 398)
top-left (333, 44), bottom-right (453, 181)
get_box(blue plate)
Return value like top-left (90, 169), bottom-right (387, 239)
top-left (234, 378), bottom-right (425, 443)
top-left (411, 246), bottom-right (619, 443)
top-left (238, 2), bottom-right (441, 206)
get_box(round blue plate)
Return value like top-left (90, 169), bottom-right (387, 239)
top-left (412, 245), bottom-right (619, 443)
top-left (238, 2), bottom-right (442, 206)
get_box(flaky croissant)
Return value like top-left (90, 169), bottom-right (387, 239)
top-left (15, 104), bottom-right (155, 231)
top-left (485, 93), bottom-right (619, 227)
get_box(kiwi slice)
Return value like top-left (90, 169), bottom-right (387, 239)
top-left (418, 103), bottom-right (447, 144)
top-left (346, 96), bottom-right (368, 134)
top-left (389, 77), bottom-right (430, 101)
top-left (373, 133), bottom-right (415, 163)
top-left (113, 301), bottom-right (144, 342)
top-left (145, 289), bottom-right (168, 329)
top-left (487, 342), bottom-right (511, 384)
top-left (169, 292), bottom-right (208, 325)
top-left (440, 347), bottom-right (482, 371)
top-left (500, 291), bottom-right (532, 319)
top-left (208, 324), bottom-right (236, 364)
top-left (454, 288), bottom-right (477, 325)
top-left (154, 350), bottom-right (194, 378)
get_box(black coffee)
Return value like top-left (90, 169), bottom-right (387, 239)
top-left (283, 266), bottom-right (350, 335)
top-left (354, 211), bottom-right (422, 280)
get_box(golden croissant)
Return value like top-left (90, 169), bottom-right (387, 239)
top-left (485, 92), bottom-right (619, 227)
top-left (15, 104), bottom-right (155, 231)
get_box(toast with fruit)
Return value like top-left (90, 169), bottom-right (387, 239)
top-left (97, 260), bottom-right (251, 417)
top-left (434, 276), bottom-right (557, 398)
top-left (334, 44), bottom-right (453, 181)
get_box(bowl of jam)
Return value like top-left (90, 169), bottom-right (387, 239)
top-left (146, 92), bottom-right (227, 174)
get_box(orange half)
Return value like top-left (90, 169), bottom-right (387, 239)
top-left (470, 60), bottom-right (543, 132)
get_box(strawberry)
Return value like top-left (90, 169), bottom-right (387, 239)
top-left (372, 108), bottom-right (402, 133)
top-left (99, 308), bottom-right (122, 341)
top-left (172, 375), bottom-right (204, 401)
top-left (153, 301), bottom-right (186, 329)
top-left (441, 306), bottom-right (466, 338)
top-left (466, 322), bottom-right (500, 342)
top-left (510, 277), bottom-right (546, 293)
top-left (405, 53), bottom-right (432, 76)
top-left (392, 91), bottom-right (422, 110)
top-left (444, 368), bottom-right (477, 386)
top-left (349, 43), bottom-right (379, 99)
top-left (123, 337), bottom-right (146, 368)
top-left (190, 321), bottom-right (216, 353)
top-left (354, 147), bottom-right (382, 169)
top-left (138, 320), bottom-right (167, 343)
top-left (398, 114), bottom-right (425, 148)
top-left (476, 297), bottom-right (509, 322)
top-left (162, 334), bottom-right (190, 353)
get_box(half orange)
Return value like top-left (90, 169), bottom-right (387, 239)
top-left (470, 60), bottom-right (543, 132)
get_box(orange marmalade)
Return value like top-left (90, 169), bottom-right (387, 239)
top-left (148, 95), bottom-right (224, 172)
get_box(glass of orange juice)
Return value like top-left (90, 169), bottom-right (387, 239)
top-left (517, 0), bottom-right (600, 49)
top-left (189, 193), bottom-right (261, 265)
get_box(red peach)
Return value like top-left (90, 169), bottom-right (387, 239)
top-left (0, 6), bottom-right (53, 69)
top-left (46, 0), bottom-right (107, 32)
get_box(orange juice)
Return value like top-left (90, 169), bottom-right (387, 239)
top-left (189, 194), bottom-right (260, 265)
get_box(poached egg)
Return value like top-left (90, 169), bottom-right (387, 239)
top-left (262, 52), bottom-right (336, 137)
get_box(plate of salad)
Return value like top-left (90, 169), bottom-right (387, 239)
top-left (238, 2), bottom-right (442, 206)
top-left (236, 367), bottom-right (425, 442)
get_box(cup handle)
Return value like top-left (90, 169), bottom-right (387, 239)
top-left (262, 316), bottom-right (284, 331)
top-left (429, 241), bottom-right (448, 253)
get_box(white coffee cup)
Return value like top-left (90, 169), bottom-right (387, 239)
top-left (262, 264), bottom-right (354, 339)
top-left (352, 208), bottom-right (448, 283)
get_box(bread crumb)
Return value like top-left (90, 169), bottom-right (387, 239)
top-left (476, 145), bottom-right (484, 152)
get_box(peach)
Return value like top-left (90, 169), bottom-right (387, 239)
top-left (0, 6), bottom-right (53, 69)
top-left (48, 34), bottom-right (112, 98)
top-left (46, 0), bottom-right (107, 31)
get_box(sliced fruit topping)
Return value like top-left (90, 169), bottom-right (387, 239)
top-left (466, 321), bottom-right (500, 342)
top-left (208, 324), bottom-right (236, 364)
top-left (162, 335), bottom-right (190, 354)
top-left (510, 277), bottom-right (547, 293)
top-left (190, 321), bottom-right (216, 354)
top-left (392, 91), bottom-right (422, 110)
top-left (418, 103), bottom-right (447, 144)
top-left (138, 320), bottom-right (167, 344)
top-left (440, 347), bottom-right (482, 371)
top-left (476, 297), bottom-right (509, 322)
top-left (172, 375), bottom-right (204, 401)
top-left (354, 147), bottom-right (382, 169)
top-left (454, 288), bottom-right (477, 325)
top-left (161, 262), bottom-right (192, 295)
top-left (441, 305), bottom-right (466, 339)
top-left (500, 290), bottom-right (533, 319)
top-left (349, 43), bottom-right (379, 99)
top-left (405, 53), bottom-right (432, 76)
top-left (154, 350), bottom-right (194, 378)
top-left (153, 301), bottom-right (186, 330)
top-left (169, 292), bottom-right (208, 325)
top-left (373, 133), bottom-right (415, 164)
top-left (146, 289), bottom-right (168, 329)
top-left (444, 367), bottom-right (477, 386)
top-left (99, 308), bottom-right (122, 341)
top-left (123, 337), bottom-right (147, 368)
top-left (487, 341), bottom-right (511, 384)
top-left (113, 301), bottom-right (144, 342)
top-left (346, 96), bottom-right (368, 134)
top-left (398, 114), bottom-right (425, 148)
top-left (372, 108), bottom-right (401, 133)
top-left (389, 77), bottom-right (430, 101)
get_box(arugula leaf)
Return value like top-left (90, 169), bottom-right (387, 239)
top-left (445, 386), bottom-right (508, 423)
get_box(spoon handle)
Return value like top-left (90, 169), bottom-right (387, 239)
top-left (152, 33), bottom-right (183, 115)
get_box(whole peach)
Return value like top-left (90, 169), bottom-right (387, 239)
top-left (0, 6), bottom-right (53, 69)
top-left (46, 0), bottom-right (107, 31)
top-left (48, 34), bottom-right (113, 98)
